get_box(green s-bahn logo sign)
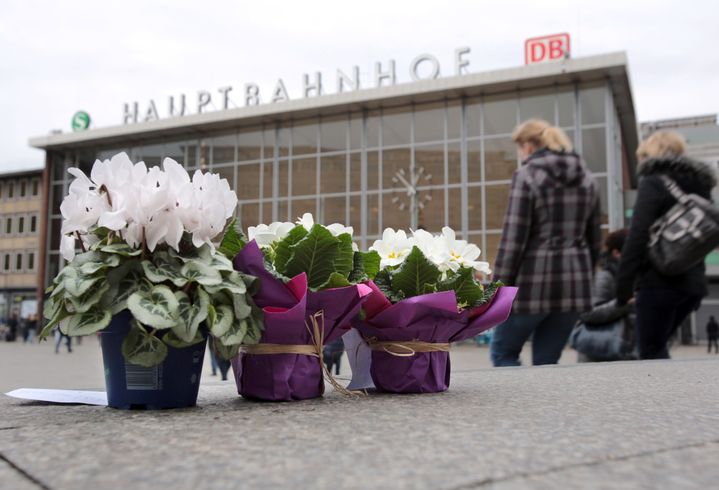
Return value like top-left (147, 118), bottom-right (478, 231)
top-left (71, 111), bottom-right (91, 132)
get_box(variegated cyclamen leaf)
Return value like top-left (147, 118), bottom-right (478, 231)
top-left (242, 313), bottom-right (263, 345)
top-left (68, 281), bottom-right (110, 313)
top-left (219, 318), bottom-right (249, 346)
top-left (142, 252), bottom-right (187, 287)
top-left (127, 285), bottom-right (180, 329)
top-left (208, 303), bottom-right (234, 338)
top-left (62, 267), bottom-right (104, 298)
top-left (170, 290), bottom-right (209, 343)
top-left (79, 254), bottom-right (120, 275)
top-left (121, 321), bottom-right (168, 367)
top-left (163, 327), bottom-right (206, 348)
top-left (181, 260), bottom-right (223, 286)
top-left (211, 253), bottom-right (236, 273)
top-left (64, 308), bottom-right (112, 336)
top-left (101, 261), bottom-right (146, 315)
top-left (203, 272), bottom-right (247, 295)
top-left (40, 306), bottom-right (70, 338)
top-left (232, 293), bottom-right (252, 320)
top-left (100, 243), bottom-right (143, 257)
top-left (210, 337), bottom-right (240, 360)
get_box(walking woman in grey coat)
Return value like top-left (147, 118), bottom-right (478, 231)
top-left (490, 119), bottom-right (602, 366)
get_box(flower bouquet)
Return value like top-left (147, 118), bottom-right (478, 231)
top-left (346, 227), bottom-right (517, 394)
top-left (41, 152), bottom-right (262, 409)
top-left (231, 213), bottom-right (372, 401)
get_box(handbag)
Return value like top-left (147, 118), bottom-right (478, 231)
top-left (648, 175), bottom-right (719, 276)
top-left (569, 319), bottom-right (632, 361)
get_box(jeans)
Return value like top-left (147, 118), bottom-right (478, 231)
top-left (490, 312), bottom-right (578, 366)
top-left (635, 287), bottom-right (702, 360)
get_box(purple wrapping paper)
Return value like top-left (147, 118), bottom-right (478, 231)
top-left (351, 283), bottom-right (518, 394)
top-left (231, 240), bottom-right (370, 401)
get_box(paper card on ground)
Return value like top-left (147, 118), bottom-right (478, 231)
top-left (342, 328), bottom-right (375, 390)
top-left (5, 388), bottom-right (107, 406)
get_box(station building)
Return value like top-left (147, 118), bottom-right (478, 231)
top-left (30, 52), bottom-right (639, 298)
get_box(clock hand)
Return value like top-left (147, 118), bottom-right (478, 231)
top-left (395, 172), bottom-right (417, 195)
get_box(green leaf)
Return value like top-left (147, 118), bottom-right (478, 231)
top-left (334, 233), bottom-right (354, 278)
top-left (207, 303), bottom-right (234, 337)
top-left (390, 246), bottom-right (441, 299)
top-left (180, 260), bottom-right (223, 286)
top-left (163, 326), bottom-right (206, 348)
top-left (273, 225), bottom-right (308, 274)
top-left (100, 243), bottom-right (143, 257)
top-left (218, 218), bottom-right (246, 259)
top-left (349, 250), bottom-right (381, 283)
top-left (68, 250), bottom-right (104, 266)
top-left (242, 310), bottom-right (263, 345)
top-left (477, 281), bottom-right (503, 307)
top-left (101, 261), bottom-right (146, 315)
top-left (170, 289), bottom-right (209, 343)
top-left (40, 306), bottom-right (70, 338)
top-left (211, 253), bottom-right (236, 273)
top-left (283, 224), bottom-right (341, 290)
top-left (322, 271), bottom-right (352, 289)
top-left (79, 254), bottom-right (120, 274)
top-left (437, 267), bottom-right (483, 307)
top-left (64, 308), bottom-right (112, 336)
top-left (62, 267), bottom-right (103, 298)
top-left (121, 321), bottom-right (168, 367)
top-left (203, 272), bottom-right (247, 295)
top-left (219, 318), bottom-right (249, 346)
top-left (127, 285), bottom-right (180, 329)
top-left (68, 281), bottom-right (110, 313)
top-left (232, 293), bottom-right (252, 320)
top-left (210, 337), bottom-right (240, 360)
top-left (142, 253), bottom-right (187, 287)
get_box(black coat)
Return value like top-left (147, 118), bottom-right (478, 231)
top-left (616, 156), bottom-right (717, 305)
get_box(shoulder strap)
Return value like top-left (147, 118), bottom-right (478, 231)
top-left (659, 175), bottom-right (689, 202)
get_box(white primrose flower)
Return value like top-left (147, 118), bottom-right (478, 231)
top-left (296, 212), bottom-right (315, 231)
top-left (439, 227), bottom-right (492, 274)
top-left (370, 228), bottom-right (415, 268)
top-left (248, 222), bottom-right (294, 248)
top-left (412, 229), bottom-right (451, 268)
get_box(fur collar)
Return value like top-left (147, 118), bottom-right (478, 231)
top-left (638, 156), bottom-right (717, 187)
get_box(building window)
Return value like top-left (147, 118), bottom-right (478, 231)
top-left (27, 252), bottom-right (35, 271)
top-left (20, 180), bottom-right (27, 198)
top-left (7, 181), bottom-right (14, 199)
top-left (32, 178), bottom-right (40, 196)
top-left (15, 253), bottom-right (23, 271)
top-left (1, 254), bottom-right (7, 272)
top-left (0, 182), bottom-right (3, 199)
top-left (17, 216), bottom-right (24, 234)
top-left (30, 215), bottom-right (38, 234)
top-left (6, 217), bottom-right (12, 235)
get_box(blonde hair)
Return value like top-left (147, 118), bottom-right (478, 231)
top-left (636, 130), bottom-right (686, 162)
top-left (512, 119), bottom-right (573, 153)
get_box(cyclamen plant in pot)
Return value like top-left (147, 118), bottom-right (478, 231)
top-left (346, 227), bottom-right (517, 394)
top-left (231, 213), bottom-right (373, 401)
top-left (40, 152), bottom-right (262, 409)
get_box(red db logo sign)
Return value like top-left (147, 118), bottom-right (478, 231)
top-left (525, 33), bottom-right (571, 65)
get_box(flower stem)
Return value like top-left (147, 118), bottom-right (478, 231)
top-left (99, 184), bottom-right (113, 207)
top-left (75, 231), bottom-right (87, 253)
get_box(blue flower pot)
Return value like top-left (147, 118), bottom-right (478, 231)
top-left (98, 310), bottom-right (206, 409)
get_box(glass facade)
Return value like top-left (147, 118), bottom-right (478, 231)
top-left (45, 81), bottom-right (624, 287)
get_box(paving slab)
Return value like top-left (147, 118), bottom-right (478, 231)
top-left (1, 359), bottom-right (718, 489)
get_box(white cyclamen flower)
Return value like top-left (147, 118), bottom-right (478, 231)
top-left (60, 234), bottom-right (77, 262)
top-left (439, 227), bottom-right (492, 274)
top-left (248, 222), bottom-right (294, 248)
top-left (370, 228), bottom-right (415, 268)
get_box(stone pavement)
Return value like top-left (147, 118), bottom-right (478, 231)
top-left (2, 358), bottom-right (718, 489)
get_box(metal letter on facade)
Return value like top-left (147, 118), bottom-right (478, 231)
top-left (302, 72), bottom-right (322, 98)
top-left (144, 100), bottom-right (160, 122)
top-left (197, 91), bottom-right (212, 113)
top-left (218, 86), bottom-right (233, 110)
top-left (271, 79), bottom-right (290, 103)
top-left (337, 66), bottom-right (360, 93)
top-left (455, 46), bottom-right (471, 75)
top-left (245, 83), bottom-right (260, 106)
top-left (375, 60), bottom-right (397, 88)
top-left (409, 54), bottom-right (441, 81)
top-left (169, 94), bottom-right (186, 117)
top-left (123, 102), bottom-right (138, 124)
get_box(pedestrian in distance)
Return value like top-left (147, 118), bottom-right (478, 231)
top-left (490, 119), bottom-right (602, 366)
top-left (707, 316), bottom-right (719, 354)
top-left (54, 326), bottom-right (72, 354)
top-left (616, 130), bottom-right (716, 359)
top-left (323, 337), bottom-right (344, 375)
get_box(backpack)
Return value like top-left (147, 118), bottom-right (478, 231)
top-left (648, 175), bottom-right (719, 276)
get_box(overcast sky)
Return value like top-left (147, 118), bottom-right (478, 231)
top-left (1, 0), bottom-right (717, 172)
